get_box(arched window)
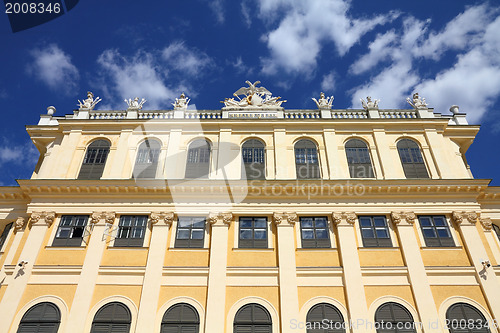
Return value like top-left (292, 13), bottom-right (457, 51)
top-left (375, 302), bottom-right (416, 333)
top-left (397, 139), bottom-right (429, 179)
top-left (295, 139), bottom-right (320, 179)
top-left (493, 224), bottom-right (500, 242)
top-left (345, 139), bottom-right (374, 178)
top-left (446, 303), bottom-right (490, 333)
top-left (185, 139), bottom-right (211, 179)
top-left (78, 139), bottom-right (111, 180)
top-left (242, 139), bottom-right (265, 180)
top-left (0, 222), bottom-right (13, 250)
top-left (133, 139), bottom-right (161, 179)
top-left (90, 302), bottom-right (131, 333)
top-left (234, 303), bottom-right (272, 333)
top-left (161, 303), bottom-right (200, 333)
top-left (306, 303), bottom-right (345, 333)
top-left (17, 302), bottom-right (60, 333)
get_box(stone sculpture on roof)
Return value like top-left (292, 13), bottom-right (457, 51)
top-left (77, 91), bottom-right (102, 110)
top-left (407, 93), bottom-right (428, 109)
top-left (361, 96), bottom-right (380, 110)
top-left (125, 97), bottom-right (147, 110)
top-left (222, 80), bottom-right (286, 110)
top-left (312, 92), bottom-right (334, 110)
top-left (172, 93), bottom-right (190, 110)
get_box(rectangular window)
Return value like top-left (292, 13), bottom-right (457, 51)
top-left (53, 215), bottom-right (88, 247)
top-left (114, 215), bottom-right (148, 247)
top-left (359, 216), bottom-right (392, 247)
top-left (239, 217), bottom-right (268, 248)
top-left (300, 216), bottom-right (330, 248)
top-left (419, 215), bottom-right (455, 247)
top-left (0, 222), bottom-right (13, 251)
top-left (175, 217), bottom-right (206, 248)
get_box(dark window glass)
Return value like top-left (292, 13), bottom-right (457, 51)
top-left (234, 303), bottom-right (272, 333)
top-left (345, 139), bottom-right (374, 178)
top-left (295, 139), bottom-right (320, 179)
top-left (185, 139), bottom-right (211, 178)
top-left (375, 302), bottom-right (417, 333)
top-left (446, 303), bottom-right (490, 333)
top-left (0, 222), bottom-right (13, 250)
top-left (114, 215), bottom-right (148, 247)
top-left (133, 139), bottom-right (161, 179)
top-left (78, 139), bottom-right (111, 180)
top-left (239, 217), bottom-right (268, 248)
top-left (300, 217), bottom-right (330, 248)
top-left (90, 302), bottom-right (131, 333)
top-left (418, 215), bottom-right (455, 247)
top-left (17, 302), bottom-right (60, 333)
top-left (161, 303), bottom-right (200, 333)
top-left (175, 217), bottom-right (206, 248)
top-left (242, 139), bottom-right (265, 180)
top-left (493, 224), bottom-right (500, 242)
top-left (306, 303), bottom-right (345, 333)
top-left (397, 139), bottom-right (429, 179)
top-left (52, 215), bottom-right (88, 247)
top-left (359, 216), bottom-right (392, 247)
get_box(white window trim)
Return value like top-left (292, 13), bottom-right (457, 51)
top-left (355, 215), bottom-right (396, 248)
top-left (415, 215), bottom-right (460, 248)
top-left (109, 214), bottom-right (151, 248)
top-left (368, 295), bottom-right (423, 333)
top-left (438, 296), bottom-right (494, 332)
top-left (170, 216), bottom-right (210, 249)
top-left (233, 216), bottom-right (273, 249)
top-left (226, 296), bottom-right (279, 333)
top-left (10, 295), bottom-right (69, 333)
top-left (295, 215), bottom-right (336, 249)
top-left (156, 297), bottom-right (205, 333)
top-left (84, 295), bottom-right (138, 333)
top-left (47, 215), bottom-right (91, 248)
top-left (299, 296), bottom-right (350, 333)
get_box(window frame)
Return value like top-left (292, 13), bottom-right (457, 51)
top-left (114, 215), bottom-right (148, 247)
top-left (294, 139), bottom-right (321, 179)
top-left (446, 302), bottom-right (491, 333)
top-left (242, 139), bottom-right (266, 180)
top-left (174, 216), bottom-right (207, 248)
top-left (418, 215), bottom-right (455, 247)
top-left (52, 215), bottom-right (89, 247)
top-left (78, 139), bottom-right (111, 180)
top-left (375, 302), bottom-right (417, 333)
top-left (238, 217), bottom-right (268, 249)
top-left (397, 139), bottom-right (429, 179)
top-left (299, 216), bottom-right (331, 248)
top-left (133, 139), bottom-right (161, 179)
top-left (185, 139), bottom-right (211, 179)
top-left (161, 303), bottom-right (200, 333)
top-left (358, 216), bottom-right (393, 248)
top-left (306, 303), bottom-right (346, 333)
top-left (345, 138), bottom-right (375, 178)
top-left (233, 303), bottom-right (272, 333)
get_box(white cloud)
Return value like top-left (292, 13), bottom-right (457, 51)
top-left (204, 0), bottom-right (225, 24)
top-left (349, 31), bottom-right (397, 75)
top-left (258, 0), bottom-right (398, 75)
top-left (0, 140), bottom-right (39, 166)
top-left (241, 0), bottom-right (252, 28)
top-left (27, 44), bottom-right (79, 93)
top-left (321, 71), bottom-right (337, 92)
top-left (162, 42), bottom-right (213, 76)
top-left (97, 50), bottom-right (180, 109)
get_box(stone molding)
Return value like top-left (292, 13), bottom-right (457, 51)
top-left (30, 211), bottom-right (56, 226)
top-left (391, 211), bottom-right (416, 226)
top-left (452, 211), bottom-right (478, 226)
top-left (150, 212), bottom-right (174, 226)
top-left (208, 212), bottom-right (233, 226)
top-left (332, 212), bottom-right (357, 226)
top-left (272, 213), bottom-right (298, 226)
top-left (14, 216), bottom-right (26, 230)
top-left (91, 211), bottom-right (116, 225)
top-left (479, 217), bottom-right (492, 231)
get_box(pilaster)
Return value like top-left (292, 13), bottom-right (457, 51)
top-left (0, 211), bottom-right (55, 333)
top-left (452, 211), bottom-right (500, 322)
top-left (372, 129), bottom-right (400, 179)
top-left (332, 212), bottom-right (370, 333)
top-left (216, 129), bottom-right (240, 180)
top-left (322, 129), bottom-right (344, 179)
top-left (479, 217), bottom-right (500, 265)
top-left (273, 212), bottom-right (300, 333)
top-left (135, 212), bottom-right (174, 332)
top-left (204, 212), bottom-right (232, 333)
top-left (165, 129), bottom-right (184, 179)
top-left (391, 211), bottom-right (443, 332)
top-left (107, 129), bottom-right (132, 178)
top-left (65, 211), bottom-right (116, 333)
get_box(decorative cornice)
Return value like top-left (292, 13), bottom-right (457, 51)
top-left (30, 211), bottom-right (56, 226)
top-left (332, 212), bottom-right (357, 226)
top-left (208, 212), bottom-right (233, 226)
top-left (14, 216), bottom-right (26, 230)
top-left (452, 211), bottom-right (478, 225)
top-left (150, 212), bottom-right (174, 226)
top-left (480, 217), bottom-right (492, 231)
top-left (91, 211), bottom-right (116, 225)
top-left (272, 212), bottom-right (297, 226)
top-left (391, 211), bottom-right (416, 226)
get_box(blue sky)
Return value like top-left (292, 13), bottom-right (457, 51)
top-left (0, 0), bottom-right (499, 185)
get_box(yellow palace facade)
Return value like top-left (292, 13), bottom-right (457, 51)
top-left (0, 85), bottom-right (500, 333)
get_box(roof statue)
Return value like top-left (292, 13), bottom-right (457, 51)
top-left (312, 92), bottom-right (334, 110)
top-left (78, 91), bottom-right (102, 110)
top-left (407, 93), bottom-right (428, 109)
top-left (125, 97), bottom-right (146, 110)
top-left (361, 96), bottom-right (380, 110)
top-left (222, 80), bottom-right (286, 110)
top-left (172, 93), bottom-right (190, 110)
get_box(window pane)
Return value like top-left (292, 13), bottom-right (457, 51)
top-left (192, 220), bottom-right (205, 228)
top-left (240, 220), bottom-right (252, 228)
top-left (177, 229), bottom-right (190, 239)
top-left (302, 229), bottom-right (314, 239)
top-left (57, 228), bottom-right (71, 238)
top-left (423, 228), bottom-right (437, 238)
top-left (178, 219), bottom-right (193, 228)
top-left (301, 218), bottom-right (313, 228)
top-left (376, 228), bottom-right (389, 238)
top-left (373, 217), bottom-right (386, 227)
top-left (315, 218), bottom-right (327, 228)
top-left (419, 217), bottom-right (432, 226)
top-left (254, 230), bottom-right (267, 239)
top-left (362, 228), bottom-right (375, 238)
top-left (359, 217), bottom-right (372, 227)
top-left (254, 220), bottom-right (267, 228)
top-left (240, 229), bottom-right (252, 239)
top-left (433, 217), bottom-right (447, 226)
top-left (191, 229), bottom-right (204, 239)
top-left (436, 227), bottom-right (451, 238)
top-left (315, 229), bottom-right (328, 239)
top-left (72, 227), bottom-right (84, 238)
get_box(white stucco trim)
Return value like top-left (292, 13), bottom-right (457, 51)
top-left (156, 296), bottom-right (205, 333)
top-left (438, 296), bottom-right (494, 331)
top-left (84, 295), bottom-right (138, 333)
top-left (10, 295), bottom-right (69, 333)
top-left (226, 296), bottom-right (280, 333)
top-left (299, 296), bottom-right (350, 333)
top-left (368, 295), bottom-right (422, 333)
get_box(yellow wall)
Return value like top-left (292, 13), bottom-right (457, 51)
top-left (365, 285), bottom-right (416, 309)
top-left (36, 249), bottom-right (87, 266)
top-left (421, 249), bottom-right (471, 266)
top-left (430, 285), bottom-right (488, 311)
top-left (90, 285), bottom-right (143, 310)
top-left (101, 248), bottom-right (148, 266)
top-left (296, 250), bottom-right (340, 267)
top-left (165, 250), bottom-right (210, 267)
top-left (298, 286), bottom-right (346, 309)
top-left (359, 249), bottom-right (405, 267)
top-left (16, 284), bottom-right (77, 314)
top-left (158, 286), bottom-right (208, 311)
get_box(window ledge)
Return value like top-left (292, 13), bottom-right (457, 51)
top-left (296, 248), bottom-right (336, 251)
top-left (44, 246), bottom-right (86, 250)
top-left (168, 248), bottom-right (209, 252)
top-left (107, 246), bottom-right (149, 250)
top-left (420, 246), bottom-right (463, 250)
top-left (358, 247), bottom-right (400, 251)
top-left (232, 248), bottom-right (274, 252)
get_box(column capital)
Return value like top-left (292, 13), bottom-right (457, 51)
top-left (30, 211), bottom-right (56, 226)
top-left (391, 211), bottom-right (416, 226)
top-left (150, 212), bottom-right (174, 226)
top-left (91, 211), bottom-right (116, 225)
top-left (14, 216), bottom-right (26, 230)
top-left (479, 217), bottom-right (492, 231)
top-left (452, 211), bottom-right (478, 226)
top-left (332, 212), bottom-right (356, 226)
top-left (208, 212), bottom-right (233, 226)
top-left (273, 212), bottom-right (298, 226)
